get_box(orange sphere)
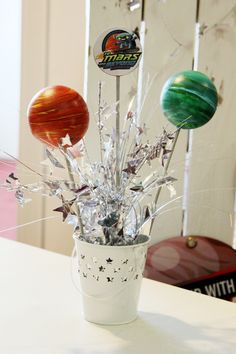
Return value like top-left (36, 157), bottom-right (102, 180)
top-left (28, 85), bottom-right (89, 147)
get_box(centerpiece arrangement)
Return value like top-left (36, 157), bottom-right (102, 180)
top-left (4, 28), bottom-right (218, 324)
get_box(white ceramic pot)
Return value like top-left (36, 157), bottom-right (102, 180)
top-left (73, 235), bottom-right (150, 325)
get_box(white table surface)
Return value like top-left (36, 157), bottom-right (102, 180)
top-left (0, 237), bottom-right (236, 354)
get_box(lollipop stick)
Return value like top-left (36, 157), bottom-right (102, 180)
top-left (116, 75), bottom-right (121, 189)
top-left (136, 0), bottom-right (146, 127)
top-left (181, 0), bottom-right (201, 237)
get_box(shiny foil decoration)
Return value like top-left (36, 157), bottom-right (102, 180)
top-left (28, 85), bottom-right (89, 147)
top-left (6, 81), bottom-right (179, 246)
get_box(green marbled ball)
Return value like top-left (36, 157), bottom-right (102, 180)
top-left (160, 70), bottom-right (218, 129)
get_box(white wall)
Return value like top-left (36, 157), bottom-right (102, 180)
top-left (18, 0), bottom-right (87, 255)
top-left (0, 0), bottom-right (21, 158)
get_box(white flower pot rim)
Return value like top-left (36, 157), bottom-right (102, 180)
top-left (73, 234), bottom-right (150, 249)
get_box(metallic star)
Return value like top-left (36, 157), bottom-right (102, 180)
top-left (53, 197), bottom-right (76, 221)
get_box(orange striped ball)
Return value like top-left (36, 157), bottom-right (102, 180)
top-left (28, 85), bottom-right (89, 147)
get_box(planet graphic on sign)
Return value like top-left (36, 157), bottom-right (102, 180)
top-left (28, 85), bottom-right (89, 147)
top-left (160, 70), bottom-right (218, 129)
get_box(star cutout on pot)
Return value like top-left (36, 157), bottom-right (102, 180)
top-left (99, 265), bottom-right (105, 272)
top-left (107, 277), bottom-right (114, 282)
top-left (114, 267), bottom-right (121, 273)
top-left (106, 257), bottom-right (113, 264)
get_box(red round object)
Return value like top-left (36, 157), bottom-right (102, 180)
top-left (28, 85), bottom-right (89, 147)
top-left (145, 236), bottom-right (236, 286)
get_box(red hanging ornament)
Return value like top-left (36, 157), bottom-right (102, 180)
top-left (28, 85), bottom-right (89, 147)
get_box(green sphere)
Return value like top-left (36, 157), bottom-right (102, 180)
top-left (160, 70), bottom-right (218, 129)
